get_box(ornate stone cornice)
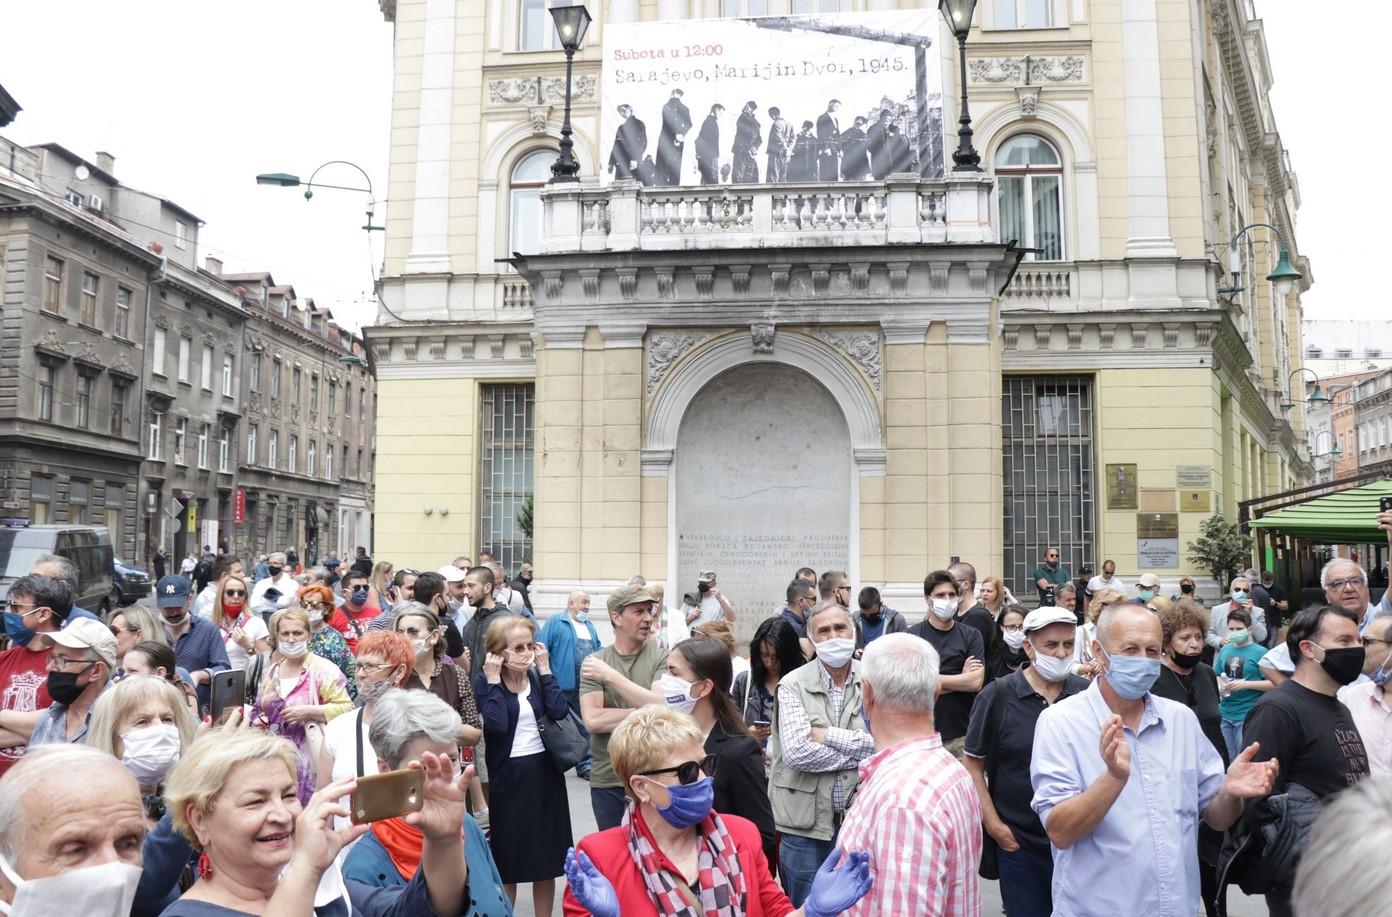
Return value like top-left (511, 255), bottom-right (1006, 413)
top-left (361, 324), bottom-right (538, 380)
top-left (487, 74), bottom-right (597, 107)
top-left (812, 328), bottom-right (882, 392)
top-left (968, 55), bottom-right (1086, 85)
top-left (647, 331), bottom-right (712, 395)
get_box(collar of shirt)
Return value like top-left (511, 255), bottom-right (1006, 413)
top-left (814, 658), bottom-right (857, 693)
top-left (1011, 667), bottom-right (1087, 702)
top-left (1081, 677), bottom-right (1168, 735)
top-left (857, 734), bottom-right (942, 785)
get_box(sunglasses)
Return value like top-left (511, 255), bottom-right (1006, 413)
top-left (639, 754), bottom-right (717, 785)
top-left (224, 590), bottom-right (247, 598)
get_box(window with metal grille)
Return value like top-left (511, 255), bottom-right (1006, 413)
top-left (1002, 375), bottom-right (1096, 602)
top-left (479, 383), bottom-right (535, 576)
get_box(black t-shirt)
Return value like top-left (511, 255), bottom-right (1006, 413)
top-left (908, 618), bottom-right (985, 740)
top-left (1242, 680), bottom-right (1369, 799)
top-left (1152, 662), bottom-right (1228, 766)
top-left (958, 604), bottom-right (996, 652)
top-left (964, 669), bottom-right (1089, 852)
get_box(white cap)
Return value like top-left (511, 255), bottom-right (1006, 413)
top-left (436, 564), bottom-right (466, 584)
top-left (1023, 606), bottom-right (1077, 634)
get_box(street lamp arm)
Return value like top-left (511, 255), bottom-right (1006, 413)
top-left (1230, 222), bottom-right (1291, 252)
top-left (304, 160), bottom-right (376, 206)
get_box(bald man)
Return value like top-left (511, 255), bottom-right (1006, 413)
top-left (537, 589), bottom-right (602, 780)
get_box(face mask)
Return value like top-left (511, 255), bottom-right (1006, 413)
top-left (659, 673), bottom-right (699, 715)
top-left (815, 636), bottom-right (856, 668)
top-left (222, 596), bottom-right (245, 612)
top-left (652, 775), bottom-right (714, 829)
top-left (2, 610), bottom-right (37, 647)
top-left (1230, 630), bottom-right (1251, 647)
top-left (306, 608), bottom-right (324, 627)
top-left (279, 641), bottom-right (308, 659)
top-left (520, 575), bottom-right (532, 585)
top-left (120, 723), bottom-right (182, 785)
top-left (268, 566), bottom-right (283, 577)
top-left (46, 665), bottom-right (94, 706)
top-left (0, 851), bottom-right (142, 917)
top-left (1181, 584), bottom-right (1195, 594)
top-left (1137, 590), bottom-right (1155, 602)
top-left (1371, 653), bottom-right (1392, 687)
top-left (162, 610), bottom-right (189, 628)
top-left (508, 650), bottom-right (535, 671)
top-left (1171, 649), bottom-right (1204, 670)
top-left (1029, 649), bottom-right (1074, 684)
top-left (350, 588), bottom-right (370, 605)
top-left (576, 610), bottom-right (590, 624)
top-left (1312, 644), bottom-right (1365, 686)
top-left (1002, 628), bottom-right (1026, 651)
top-left (445, 595), bottom-right (463, 614)
top-left (1232, 591), bottom-right (1248, 603)
top-left (411, 637), bottom-right (430, 657)
top-left (356, 676), bottom-right (398, 705)
top-left (1100, 649), bottom-right (1161, 700)
top-left (1046, 559), bottom-right (1058, 568)
top-left (929, 597), bottom-right (958, 622)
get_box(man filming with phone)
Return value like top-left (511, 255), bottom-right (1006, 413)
top-left (685, 570), bottom-right (735, 626)
top-left (251, 551), bottom-right (300, 626)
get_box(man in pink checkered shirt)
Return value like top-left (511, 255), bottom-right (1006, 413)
top-left (836, 632), bottom-right (983, 917)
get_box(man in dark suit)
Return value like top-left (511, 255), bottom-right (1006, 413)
top-left (607, 104), bottom-right (647, 181)
top-left (731, 101), bottom-right (761, 184)
top-left (789, 121), bottom-right (817, 182)
top-left (867, 109), bottom-right (894, 179)
top-left (765, 106), bottom-right (795, 182)
top-left (695, 103), bottom-right (724, 184)
top-left (656, 89), bottom-right (692, 186)
top-left (886, 124), bottom-right (912, 174)
top-left (815, 99), bottom-right (842, 182)
top-left (840, 115), bottom-right (871, 181)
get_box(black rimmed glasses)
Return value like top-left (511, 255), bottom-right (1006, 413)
top-left (639, 755), bottom-right (717, 785)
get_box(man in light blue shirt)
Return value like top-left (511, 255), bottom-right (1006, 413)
top-left (1030, 602), bottom-right (1279, 916)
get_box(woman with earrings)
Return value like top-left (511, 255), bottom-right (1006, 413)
top-left (562, 705), bottom-right (873, 917)
top-left (474, 614), bottom-right (572, 916)
top-left (392, 602), bottom-right (483, 749)
top-left (209, 573), bottom-right (269, 672)
top-left (661, 635), bottom-right (776, 872)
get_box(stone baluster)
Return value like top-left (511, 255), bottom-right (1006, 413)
top-left (607, 181), bottom-right (640, 251)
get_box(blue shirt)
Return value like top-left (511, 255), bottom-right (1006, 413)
top-left (536, 612), bottom-right (601, 693)
top-left (1030, 679), bottom-right (1224, 916)
top-left (341, 816), bottom-right (511, 917)
top-left (164, 616), bottom-right (230, 711)
top-left (29, 696), bottom-right (97, 746)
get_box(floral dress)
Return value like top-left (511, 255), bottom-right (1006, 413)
top-left (253, 654), bottom-right (354, 803)
top-left (310, 624), bottom-right (358, 700)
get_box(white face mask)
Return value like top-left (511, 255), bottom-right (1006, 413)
top-left (120, 722), bottom-right (182, 786)
top-left (1030, 647), bottom-right (1074, 683)
top-left (659, 673), bottom-right (699, 715)
top-left (279, 641), bottom-right (309, 659)
top-left (815, 637), bottom-right (856, 668)
top-left (0, 852), bottom-right (141, 917)
top-left (411, 637), bottom-right (431, 657)
top-left (306, 608), bottom-right (325, 627)
top-left (929, 597), bottom-right (959, 622)
top-left (1002, 628), bottom-right (1026, 650)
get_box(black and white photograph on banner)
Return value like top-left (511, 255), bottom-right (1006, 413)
top-left (600, 10), bottom-right (947, 188)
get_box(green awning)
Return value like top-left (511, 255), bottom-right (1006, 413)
top-left (1248, 478), bottom-right (1392, 544)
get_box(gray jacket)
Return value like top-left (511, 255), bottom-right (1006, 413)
top-left (851, 606), bottom-right (908, 649)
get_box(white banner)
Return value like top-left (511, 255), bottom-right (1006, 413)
top-left (601, 11), bottom-right (946, 187)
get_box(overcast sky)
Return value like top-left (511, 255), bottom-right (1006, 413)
top-left (2, 1), bottom-right (1376, 331)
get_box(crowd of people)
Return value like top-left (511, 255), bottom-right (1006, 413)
top-left (2, 512), bottom-right (1391, 916)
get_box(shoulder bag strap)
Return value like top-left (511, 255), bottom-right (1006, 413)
top-left (354, 707), bottom-right (367, 777)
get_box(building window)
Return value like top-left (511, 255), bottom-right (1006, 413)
top-left (518, 0), bottom-right (561, 51)
top-left (218, 426), bottom-right (231, 472)
top-left (509, 150), bottom-right (555, 257)
top-left (269, 430), bottom-right (279, 468)
top-left (80, 272), bottom-right (99, 325)
top-left (37, 365), bottom-right (55, 422)
top-left (1368, 349), bottom-right (1384, 359)
top-left (250, 352), bottom-right (261, 392)
top-left (792, 0), bottom-right (838, 11)
top-left (271, 358), bottom-right (282, 399)
top-left (359, 387), bottom-right (365, 419)
top-left (342, 444), bottom-right (349, 480)
top-left (104, 484), bottom-right (123, 538)
top-left (110, 381), bottom-right (127, 435)
top-left (356, 448), bottom-right (364, 478)
top-left (174, 417), bottom-right (187, 465)
top-left (328, 382), bottom-right (337, 415)
top-left (152, 328), bottom-right (167, 377)
top-left (325, 445), bottom-right (334, 479)
top-left (289, 436), bottom-right (298, 474)
top-left (222, 355), bottom-right (234, 396)
top-left (309, 374), bottom-right (320, 413)
top-left (720, 0), bottom-right (769, 15)
top-left (307, 440), bottom-right (317, 478)
top-left (247, 424), bottom-right (258, 464)
top-left (75, 374), bottom-right (92, 429)
top-left (201, 344), bottom-right (214, 390)
top-left (994, 0), bottom-right (1052, 28)
top-left (1306, 346), bottom-right (1323, 360)
top-left (67, 480), bottom-right (89, 524)
top-left (995, 135), bottom-right (1064, 261)
top-left (43, 256), bottom-right (63, 314)
top-left (174, 220), bottom-right (187, 250)
top-left (29, 475), bottom-right (52, 524)
top-left (292, 367), bottom-right (302, 406)
top-left (478, 383), bottom-right (535, 575)
top-left (148, 413), bottom-right (163, 459)
top-left (197, 423), bottom-right (210, 469)
top-left (344, 381), bottom-right (352, 417)
top-left (115, 287), bottom-right (132, 338)
top-left (178, 337), bottom-right (191, 383)
top-left (1002, 376), bottom-right (1095, 599)
top-left (1336, 349), bottom-right (1353, 360)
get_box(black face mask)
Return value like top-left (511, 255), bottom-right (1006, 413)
top-left (268, 566), bottom-right (283, 577)
top-left (1314, 644), bottom-right (1365, 686)
top-left (520, 575), bottom-right (532, 585)
top-left (47, 665), bottom-right (94, 705)
top-left (1181, 584), bottom-right (1195, 594)
top-left (1171, 650), bottom-right (1204, 670)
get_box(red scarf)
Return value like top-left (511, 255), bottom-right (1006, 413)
top-left (624, 800), bottom-right (747, 917)
top-left (371, 817), bottom-right (424, 880)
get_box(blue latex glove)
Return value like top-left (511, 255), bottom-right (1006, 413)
top-left (803, 846), bottom-right (873, 917)
top-left (565, 847), bottom-right (619, 917)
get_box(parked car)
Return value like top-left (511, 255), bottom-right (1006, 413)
top-left (0, 522), bottom-right (114, 615)
top-left (112, 556), bottom-right (153, 607)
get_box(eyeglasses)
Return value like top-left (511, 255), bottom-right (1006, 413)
top-left (639, 755), bottom-right (717, 785)
top-left (224, 590), bottom-right (247, 598)
top-left (1328, 577), bottom-right (1367, 591)
top-left (6, 603), bottom-right (44, 617)
top-left (46, 654), bottom-right (98, 671)
top-left (1363, 636), bottom-right (1392, 648)
top-left (355, 661), bottom-right (397, 674)
top-left (109, 625), bottom-right (139, 636)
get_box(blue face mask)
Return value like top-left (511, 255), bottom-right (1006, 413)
top-left (1231, 591), bottom-right (1248, 603)
top-left (1372, 653), bottom-right (1392, 687)
top-left (3, 610), bottom-right (38, 647)
top-left (1101, 649), bottom-right (1161, 700)
top-left (350, 587), bottom-right (370, 605)
top-left (1137, 590), bottom-right (1155, 602)
top-left (653, 775), bottom-right (714, 829)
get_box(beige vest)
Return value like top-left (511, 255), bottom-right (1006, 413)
top-left (767, 660), bottom-right (863, 841)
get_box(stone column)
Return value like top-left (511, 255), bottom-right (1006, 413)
top-left (881, 321), bottom-right (930, 585)
top-left (405, 0), bottom-right (459, 274)
top-left (533, 330), bottom-right (586, 580)
top-left (1120, 0), bottom-right (1177, 259)
top-left (596, 326), bottom-right (645, 581)
top-left (945, 316), bottom-right (1002, 570)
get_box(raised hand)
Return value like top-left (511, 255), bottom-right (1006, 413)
top-left (483, 653), bottom-right (504, 684)
top-left (534, 642), bottom-right (552, 675)
top-left (1100, 714), bottom-right (1131, 781)
top-left (1223, 742), bottom-right (1279, 799)
top-left (406, 753), bottom-right (474, 842)
top-left (292, 776), bottom-right (369, 874)
top-left (565, 847), bottom-right (619, 917)
top-left (804, 847), bottom-right (873, 917)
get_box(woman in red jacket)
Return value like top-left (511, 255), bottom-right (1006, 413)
top-left (562, 705), bottom-right (871, 917)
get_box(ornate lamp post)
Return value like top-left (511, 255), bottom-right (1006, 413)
top-left (548, 4), bottom-right (593, 183)
top-left (938, 0), bottom-right (981, 171)
top-left (1217, 222), bottom-right (1303, 302)
top-left (1280, 367), bottom-right (1328, 411)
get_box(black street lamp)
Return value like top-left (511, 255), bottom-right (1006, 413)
top-left (939, 0), bottom-right (981, 171)
top-left (548, 4), bottom-right (593, 184)
top-left (255, 161), bottom-right (384, 231)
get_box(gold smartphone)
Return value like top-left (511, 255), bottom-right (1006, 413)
top-left (350, 768), bottom-right (425, 825)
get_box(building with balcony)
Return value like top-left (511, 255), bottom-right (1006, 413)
top-left (1353, 369), bottom-right (1392, 478)
top-left (366, 0), bottom-right (1313, 617)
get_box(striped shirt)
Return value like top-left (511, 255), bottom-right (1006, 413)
top-left (837, 734), bottom-right (982, 917)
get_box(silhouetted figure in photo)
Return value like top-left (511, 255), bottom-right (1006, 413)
top-left (607, 104), bottom-right (647, 181)
top-left (816, 99), bottom-right (842, 182)
top-left (656, 88), bottom-right (691, 185)
top-left (887, 124), bottom-right (912, 175)
top-left (731, 100), bottom-right (762, 184)
top-left (695, 103), bottom-right (724, 184)
top-left (789, 121), bottom-right (817, 182)
top-left (868, 109), bottom-right (895, 179)
top-left (840, 115), bottom-right (871, 181)
top-left (766, 106), bottom-right (795, 183)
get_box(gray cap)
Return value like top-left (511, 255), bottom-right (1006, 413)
top-left (1022, 605), bottom-right (1077, 634)
top-left (607, 584), bottom-right (656, 615)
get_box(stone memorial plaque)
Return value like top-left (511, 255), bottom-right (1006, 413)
top-left (1137, 538), bottom-right (1180, 568)
top-left (1137, 512), bottom-right (1179, 540)
top-left (675, 363), bottom-right (852, 643)
top-left (1179, 490), bottom-right (1211, 512)
top-left (1106, 464), bottom-right (1138, 510)
top-left (1140, 489), bottom-right (1176, 512)
top-left (1176, 465), bottom-right (1213, 489)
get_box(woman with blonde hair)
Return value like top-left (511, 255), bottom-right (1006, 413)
top-left (108, 604), bottom-right (168, 657)
top-left (370, 560), bottom-right (395, 611)
top-left (1073, 588), bottom-right (1124, 677)
top-left (210, 572), bottom-right (269, 671)
top-left (977, 575), bottom-right (1008, 620)
top-left (693, 618), bottom-right (751, 689)
top-left (87, 674), bottom-right (196, 803)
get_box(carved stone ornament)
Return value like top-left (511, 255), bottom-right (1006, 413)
top-left (429, 339), bottom-right (446, 361)
top-left (769, 265), bottom-right (790, 296)
top-left (487, 77), bottom-right (536, 105)
top-left (77, 342), bottom-right (101, 365)
top-left (580, 269), bottom-right (601, 302)
top-left (370, 340), bottom-right (391, 363)
top-left (888, 262), bottom-right (909, 294)
top-left (849, 264), bottom-right (870, 293)
top-left (402, 338), bottom-right (418, 362)
top-left (656, 269), bottom-right (675, 300)
top-left (489, 335), bottom-right (506, 359)
top-left (111, 353), bottom-right (136, 376)
top-left (969, 56), bottom-right (1085, 85)
top-left (542, 272), bottom-right (563, 300)
top-left (810, 265), bottom-right (830, 295)
top-left (153, 313), bottom-right (170, 330)
top-left (520, 335), bottom-right (535, 360)
top-left (202, 331), bottom-right (217, 346)
top-left (751, 323), bottom-right (775, 355)
top-left (460, 337), bottom-right (476, 360)
top-left (540, 74), bottom-right (596, 105)
top-left (36, 329), bottom-right (69, 355)
top-left (693, 268), bottom-right (714, 299)
top-left (730, 265), bottom-right (751, 295)
top-left (647, 332), bottom-right (709, 395)
top-left (813, 329), bottom-right (882, 392)
top-left (617, 269), bottom-right (638, 301)
top-left (528, 104), bottom-right (552, 135)
top-left (1016, 85), bottom-right (1040, 119)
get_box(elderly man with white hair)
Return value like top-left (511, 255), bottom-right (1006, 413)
top-left (249, 551), bottom-right (299, 625)
top-left (0, 743), bottom-right (146, 914)
top-left (1321, 555), bottom-right (1392, 633)
top-left (835, 632), bottom-right (982, 916)
top-left (537, 589), bottom-right (601, 779)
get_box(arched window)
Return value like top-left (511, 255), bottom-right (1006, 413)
top-left (995, 135), bottom-right (1063, 261)
top-left (509, 150), bottom-right (555, 257)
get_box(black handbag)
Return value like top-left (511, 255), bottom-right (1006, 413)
top-left (532, 672), bottom-right (589, 773)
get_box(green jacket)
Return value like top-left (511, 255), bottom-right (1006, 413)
top-left (767, 660), bottom-right (863, 841)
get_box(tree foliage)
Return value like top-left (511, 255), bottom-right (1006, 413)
top-left (1186, 514), bottom-right (1252, 586)
top-left (517, 494), bottom-right (534, 540)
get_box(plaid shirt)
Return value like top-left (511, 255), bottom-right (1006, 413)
top-left (838, 734), bottom-right (982, 917)
top-left (29, 695), bottom-right (101, 747)
top-left (776, 662), bottom-right (874, 812)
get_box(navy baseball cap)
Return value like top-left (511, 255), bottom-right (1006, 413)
top-left (156, 575), bottom-right (191, 608)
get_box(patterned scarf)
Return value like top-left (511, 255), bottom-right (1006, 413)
top-left (623, 800), bottom-right (747, 917)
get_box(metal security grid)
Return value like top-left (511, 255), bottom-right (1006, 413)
top-left (479, 383), bottom-right (536, 577)
top-left (1002, 376), bottom-right (1096, 602)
